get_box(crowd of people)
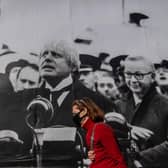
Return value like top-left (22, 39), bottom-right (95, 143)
top-left (0, 40), bottom-right (167, 168)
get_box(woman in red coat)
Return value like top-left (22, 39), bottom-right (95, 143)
top-left (72, 97), bottom-right (127, 168)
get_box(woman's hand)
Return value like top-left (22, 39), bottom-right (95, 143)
top-left (88, 150), bottom-right (95, 161)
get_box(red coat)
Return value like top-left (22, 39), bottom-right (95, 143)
top-left (83, 118), bottom-right (127, 168)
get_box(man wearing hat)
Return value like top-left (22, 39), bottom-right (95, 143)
top-left (78, 64), bottom-right (96, 91)
top-left (78, 54), bottom-right (103, 91)
top-left (102, 54), bottom-right (129, 98)
top-left (5, 59), bottom-right (29, 91)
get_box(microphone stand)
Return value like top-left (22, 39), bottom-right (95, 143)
top-left (34, 129), bottom-right (44, 168)
top-left (25, 113), bottom-right (44, 168)
top-left (25, 95), bottom-right (54, 168)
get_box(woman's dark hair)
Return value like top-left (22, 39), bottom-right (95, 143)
top-left (72, 97), bottom-right (104, 122)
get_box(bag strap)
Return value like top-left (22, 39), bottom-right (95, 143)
top-left (90, 124), bottom-right (97, 150)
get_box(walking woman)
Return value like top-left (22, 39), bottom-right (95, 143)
top-left (72, 97), bottom-right (127, 168)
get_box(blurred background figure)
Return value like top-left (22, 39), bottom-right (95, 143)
top-left (15, 63), bottom-right (40, 92)
top-left (109, 55), bottom-right (129, 98)
top-left (99, 54), bottom-right (129, 98)
top-left (79, 54), bottom-right (101, 91)
top-left (99, 52), bottom-right (113, 72)
top-left (0, 43), bottom-right (16, 56)
top-left (129, 12), bottom-right (149, 27)
top-left (95, 70), bottom-right (121, 101)
top-left (5, 59), bottom-right (29, 91)
top-left (155, 59), bottom-right (168, 97)
top-left (78, 64), bottom-right (96, 91)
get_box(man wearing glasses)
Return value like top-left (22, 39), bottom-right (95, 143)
top-left (115, 55), bottom-right (168, 168)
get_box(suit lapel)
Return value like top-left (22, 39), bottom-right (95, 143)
top-left (125, 94), bottom-right (136, 123)
top-left (131, 85), bottom-right (156, 124)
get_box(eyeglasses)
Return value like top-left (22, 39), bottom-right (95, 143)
top-left (124, 72), bottom-right (152, 80)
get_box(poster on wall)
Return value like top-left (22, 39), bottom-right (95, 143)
top-left (0, 0), bottom-right (167, 167)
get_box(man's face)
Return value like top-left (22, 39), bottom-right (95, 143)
top-left (124, 60), bottom-right (153, 95)
top-left (155, 67), bottom-right (168, 86)
top-left (79, 71), bottom-right (95, 90)
top-left (16, 66), bottom-right (39, 91)
top-left (96, 76), bottom-right (119, 100)
top-left (39, 46), bottom-right (71, 79)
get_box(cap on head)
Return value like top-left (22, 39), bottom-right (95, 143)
top-left (98, 52), bottom-right (110, 62)
top-left (79, 54), bottom-right (101, 71)
top-left (0, 44), bottom-right (16, 57)
top-left (79, 65), bottom-right (93, 73)
top-left (5, 59), bottom-right (29, 76)
top-left (161, 60), bottom-right (168, 69)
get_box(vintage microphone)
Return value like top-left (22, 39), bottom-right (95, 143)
top-left (26, 95), bottom-right (54, 127)
top-left (105, 112), bottom-right (143, 168)
top-left (25, 95), bottom-right (54, 167)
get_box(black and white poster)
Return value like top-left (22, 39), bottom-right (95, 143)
top-left (0, 0), bottom-right (167, 167)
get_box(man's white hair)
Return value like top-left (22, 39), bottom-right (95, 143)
top-left (40, 40), bottom-right (80, 72)
top-left (124, 55), bottom-right (155, 72)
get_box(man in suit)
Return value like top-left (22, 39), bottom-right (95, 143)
top-left (0, 41), bottom-right (115, 166)
top-left (38, 40), bottom-right (115, 127)
top-left (34, 40), bottom-right (115, 167)
top-left (115, 55), bottom-right (168, 168)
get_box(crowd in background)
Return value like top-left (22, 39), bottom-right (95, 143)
top-left (0, 0), bottom-right (167, 167)
top-left (2, 46), bottom-right (168, 101)
top-left (0, 41), bottom-right (167, 168)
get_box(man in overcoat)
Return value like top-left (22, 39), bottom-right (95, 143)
top-left (115, 55), bottom-right (168, 168)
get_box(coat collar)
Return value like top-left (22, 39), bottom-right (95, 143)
top-left (40, 75), bottom-right (73, 107)
top-left (123, 84), bottom-right (157, 123)
top-left (45, 75), bottom-right (73, 92)
top-left (131, 84), bottom-right (157, 123)
top-left (82, 118), bottom-right (95, 131)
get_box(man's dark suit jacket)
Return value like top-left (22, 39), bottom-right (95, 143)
top-left (115, 85), bottom-right (168, 168)
top-left (46, 80), bottom-right (116, 127)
